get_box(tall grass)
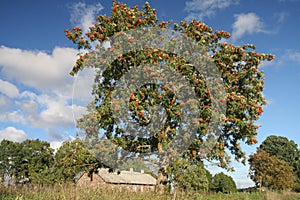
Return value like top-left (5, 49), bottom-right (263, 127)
top-left (1, 184), bottom-right (299, 200)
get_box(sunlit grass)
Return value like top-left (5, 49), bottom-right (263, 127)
top-left (1, 184), bottom-right (300, 200)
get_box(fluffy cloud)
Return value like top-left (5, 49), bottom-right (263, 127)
top-left (0, 46), bottom-right (78, 94)
top-left (0, 2), bottom-right (103, 143)
top-left (0, 127), bottom-right (27, 142)
top-left (231, 13), bottom-right (266, 42)
top-left (69, 2), bottom-right (104, 33)
top-left (0, 46), bottom-right (93, 140)
top-left (0, 95), bottom-right (12, 112)
top-left (184, 0), bottom-right (239, 21)
top-left (0, 79), bottom-right (20, 98)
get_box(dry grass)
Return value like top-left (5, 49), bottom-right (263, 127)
top-left (1, 184), bottom-right (299, 200)
top-left (264, 190), bottom-right (300, 200)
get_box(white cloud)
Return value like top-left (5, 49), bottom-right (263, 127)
top-left (285, 51), bottom-right (300, 63)
top-left (184, 0), bottom-right (239, 21)
top-left (72, 68), bottom-right (96, 104)
top-left (50, 141), bottom-right (63, 152)
top-left (0, 79), bottom-right (19, 98)
top-left (0, 95), bottom-right (12, 112)
top-left (0, 45), bottom-right (94, 140)
top-left (0, 92), bottom-right (88, 137)
top-left (0, 46), bottom-right (78, 94)
top-left (274, 12), bottom-right (289, 23)
top-left (70, 2), bottom-right (104, 33)
top-left (232, 13), bottom-right (266, 42)
top-left (0, 110), bottom-right (26, 124)
top-left (235, 178), bottom-right (255, 189)
top-left (0, 127), bottom-right (27, 142)
top-left (38, 96), bottom-right (75, 128)
top-left (0, 2), bottom-right (105, 144)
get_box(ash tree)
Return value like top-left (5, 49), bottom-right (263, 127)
top-left (248, 149), bottom-right (296, 190)
top-left (65, 0), bottom-right (274, 184)
top-left (0, 139), bottom-right (54, 187)
top-left (258, 135), bottom-right (300, 191)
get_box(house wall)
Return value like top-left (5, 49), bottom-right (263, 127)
top-left (77, 173), bottom-right (156, 192)
top-left (76, 173), bottom-right (105, 188)
top-left (105, 183), bottom-right (155, 192)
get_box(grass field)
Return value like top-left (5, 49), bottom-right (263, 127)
top-left (1, 185), bottom-right (300, 200)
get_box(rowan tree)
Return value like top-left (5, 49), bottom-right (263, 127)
top-left (54, 139), bottom-right (104, 183)
top-left (65, 0), bottom-right (274, 181)
top-left (248, 149), bottom-right (296, 190)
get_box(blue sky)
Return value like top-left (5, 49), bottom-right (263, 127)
top-left (0, 0), bottom-right (300, 188)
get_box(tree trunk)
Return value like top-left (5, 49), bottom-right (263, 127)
top-left (155, 167), bottom-right (168, 194)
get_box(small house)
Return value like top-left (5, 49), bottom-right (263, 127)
top-left (76, 168), bottom-right (157, 192)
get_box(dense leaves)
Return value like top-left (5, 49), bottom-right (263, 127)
top-left (54, 139), bottom-right (104, 183)
top-left (0, 139), bottom-right (54, 186)
top-left (248, 149), bottom-right (295, 190)
top-left (259, 135), bottom-right (300, 192)
top-left (65, 0), bottom-right (274, 182)
top-left (260, 135), bottom-right (299, 167)
top-left (175, 164), bottom-right (209, 191)
top-left (211, 172), bottom-right (237, 193)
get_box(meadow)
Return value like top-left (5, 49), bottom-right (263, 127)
top-left (1, 184), bottom-right (300, 200)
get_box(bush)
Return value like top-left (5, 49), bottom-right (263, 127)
top-left (211, 172), bottom-right (237, 193)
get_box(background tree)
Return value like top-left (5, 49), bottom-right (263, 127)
top-left (259, 135), bottom-right (300, 191)
top-left (175, 164), bottom-right (209, 192)
top-left (54, 139), bottom-right (104, 183)
top-left (0, 140), bottom-right (21, 186)
top-left (248, 149), bottom-right (295, 190)
top-left (205, 168), bottom-right (214, 191)
top-left (0, 139), bottom-right (54, 187)
top-left (65, 0), bottom-right (274, 185)
top-left (211, 172), bottom-right (237, 193)
top-left (17, 139), bottom-right (54, 186)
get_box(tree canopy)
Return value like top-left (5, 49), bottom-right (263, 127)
top-left (260, 135), bottom-right (299, 167)
top-left (259, 135), bottom-right (300, 191)
top-left (65, 0), bottom-right (274, 180)
top-left (248, 149), bottom-right (295, 190)
top-left (0, 139), bottom-right (54, 186)
top-left (175, 164), bottom-right (209, 192)
top-left (211, 172), bottom-right (237, 193)
top-left (54, 139), bottom-right (104, 183)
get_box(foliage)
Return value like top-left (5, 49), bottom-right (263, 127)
top-left (54, 139), bottom-right (104, 183)
top-left (18, 139), bottom-right (54, 186)
top-left (175, 164), bottom-right (209, 191)
top-left (205, 167), bottom-right (214, 191)
top-left (259, 135), bottom-right (300, 191)
top-left (0, 140), bottom-right (21, 186)
top-left (211, 172), bottom-right (237, 193)
top-left (0, 139), bottom-right (54, 187)
top-left (248, 149), bottom-right (296, 190)
top-left (65, 0), bottom-right (274, 179)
